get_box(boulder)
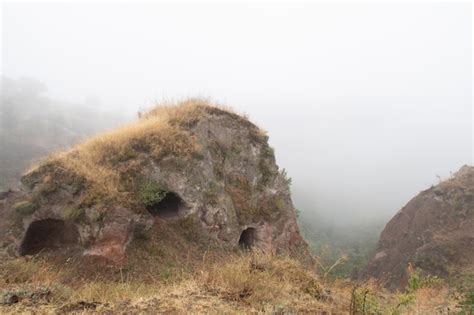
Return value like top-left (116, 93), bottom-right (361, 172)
top-left (0, 100), bottom-right (308, 263)
top-left (360, 165), bottom-right (474, 290)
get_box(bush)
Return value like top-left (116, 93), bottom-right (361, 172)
top-left (280, 168), bottom-right (292, 186)
top-left (13, 201), bottom-right (38, 216)
top-left (458, 289), bottom-right (474, 315)
top-left (349, 286), bottom-right (383, 314)
top-left (456, 273), bottom-right (474, 315)
top-left (63, 207), bottom-right (85, 222)
top-left (139, 181), bottom-right (166, 207)
top-left (406, 270), bottom-right (443, 294)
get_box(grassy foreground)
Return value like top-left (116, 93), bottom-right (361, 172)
top-left (0, 250), bottom-right (468, 314)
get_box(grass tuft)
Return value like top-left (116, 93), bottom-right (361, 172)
top-left (63, 207), bottom-right (86, 222)
top-left (13, 201), bottom-right (38, 216)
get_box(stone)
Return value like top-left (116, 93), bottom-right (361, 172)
top-left (360, 165), bottom-right (474, 290)
top-left (0, 101), bottom-right (308, 263)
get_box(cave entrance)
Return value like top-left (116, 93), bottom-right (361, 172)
top-left (19, 219), bottom-right (79, 256)
top-left (146, 192), bottom-right (184, 219)
top-left (239, 227), bottom-right (257, 250)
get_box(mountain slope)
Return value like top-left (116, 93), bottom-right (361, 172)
top-left (360, 165), bottom-right (474, 290)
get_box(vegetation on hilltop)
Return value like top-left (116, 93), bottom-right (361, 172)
top-left (20, 99), bottom-right (269, 217)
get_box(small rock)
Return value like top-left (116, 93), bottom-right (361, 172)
top-left (0, 190), bottom-right (11, 200)
top-left (60, 301), bottom-right (100, 312)
top-left (5, 294), bottom-right (19, 305)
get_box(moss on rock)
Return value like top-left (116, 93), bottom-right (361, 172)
top-left (13, 201), bottom-right (38, 216)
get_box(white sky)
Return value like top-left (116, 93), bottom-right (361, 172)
top-left (1, 2), bottom-right (472, 225)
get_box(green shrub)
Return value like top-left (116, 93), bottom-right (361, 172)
top-left (388, 293), bottom-right (416, 315)
top-left (458, 289), bottom-right (474, 315)
top-left (280, 168), bottom-right (292, 186)
top-left (230, 142), bottom-right (242, 155)
top-left (63, 207), bottom-right (85, 222)
top-left (13, 201), bottom-right (38, 216)
top-left (456, 273), bottom-right (474, 315)
top-left (258, 145), bottom-right (277, 187)
top-left (139, 181), bottom-right (167, 207)
top-left (406, 270), bottom-right (443, 293)
top-left (349, 287), bottom-right (382, 314)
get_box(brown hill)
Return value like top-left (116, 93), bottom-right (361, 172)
top-left (0, 99), bottom-right (308, 265)
top-left (0, 100), bottom-right (467, 314)
top-left (360, 165), bottom-right (474, 290)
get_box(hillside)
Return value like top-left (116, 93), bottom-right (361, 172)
top-left (0, 99), bottom-right (308, 263)
top-left (0, 100), bottom-right (471, 313)
top-left (361, 165), bottom-right (474, 292)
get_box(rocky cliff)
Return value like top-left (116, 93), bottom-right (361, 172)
top-left (360, 165), bottom-right (474, 290)
top-left (0, 100), bottom-right (308, 264)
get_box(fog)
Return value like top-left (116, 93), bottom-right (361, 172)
top-left (1, 3), bottom-right (472, 226)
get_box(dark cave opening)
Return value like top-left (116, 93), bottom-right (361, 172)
top-left (146, 192), bottom-right (184, 219)
top-left (19, 219), bottom-right (79, 256)
top-left (239, 227), bottom-right (257, 250)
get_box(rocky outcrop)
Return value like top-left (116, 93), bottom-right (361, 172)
top-left (360, 165), bottom-right (474, 290)
top-left (0, 100), bottom-right (307, 263)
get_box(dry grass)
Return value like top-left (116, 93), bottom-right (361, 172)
top-left (0, 256), bottom-right (64, 287)
top-left (199, 251), bottom-right (323, 308)
top-left (408, 286), bottom-right (457, 313)
top-left (0, 251), bottom-right (328, 313)
top-left (0, 250), bottom-right (463, 314)
top-left (71, 281), bottom-right (161, 303)
top-left (22, 99), bottom-right (259, 209)
top-left (47, 101), bottom-right (203, 197)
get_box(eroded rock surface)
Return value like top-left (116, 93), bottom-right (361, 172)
top-left (360, 165), bottom-right (474, 289)
top-left (0, 101), bottom-right (307, 263)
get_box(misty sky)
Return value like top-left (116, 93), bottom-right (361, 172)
top-left (1, 3), bottom-right (472, 225)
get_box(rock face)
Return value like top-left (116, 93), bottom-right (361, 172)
top-left (360, 165), bottom-right (474, 290)
top-left (0, 100), bottom-right (307, 263)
